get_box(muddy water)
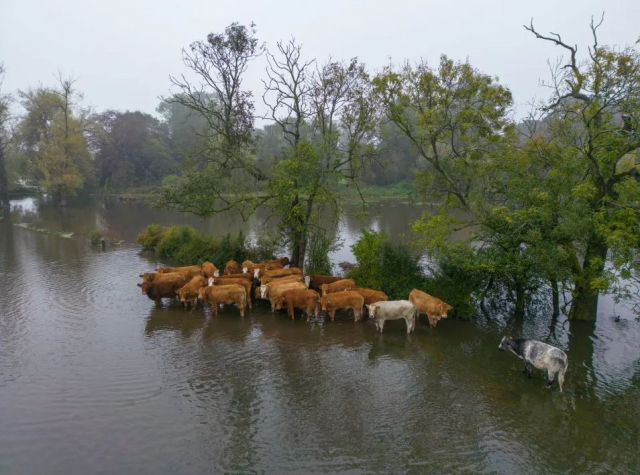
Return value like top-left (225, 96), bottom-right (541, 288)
top-left (0, 195), bottom-right (639, 474)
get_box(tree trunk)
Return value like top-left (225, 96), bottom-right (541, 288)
top-left (0, 138), bottom-right (9, 210)
top-left (568, 240), bottom-right (608, 321)
top-left (551, 278), bottom-right (559, 317)
top-left (514, 280), bottom-right (526, 318)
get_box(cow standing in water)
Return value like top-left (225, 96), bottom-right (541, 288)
top-left (498, 337), bottom-right (568, 392)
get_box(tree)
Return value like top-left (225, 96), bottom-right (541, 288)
top-left (93, 110), bottom-right (175, 188)
top-left (519, 17), bottom-right (640, 320)
top-left (16, 74), bottom-right (92, 204)
top-left (159, 24), bottom-right (379, 268)
top-left (0, 63), bottom-right (12, 210)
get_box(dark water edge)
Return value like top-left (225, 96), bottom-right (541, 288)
top-left (1, 195), bottom-right (639, 474)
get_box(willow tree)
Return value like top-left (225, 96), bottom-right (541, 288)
top-left (160, 24), bottom-right (378, 267)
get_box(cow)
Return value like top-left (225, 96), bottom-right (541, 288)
top-left (273, 289), bottom-right (320, 321)
top-left (305, 274), bottom-right (344, 291)
top-left (264, 268), bottom-right (301, 278)
top-left (142, 278), bottom-right (185, 304)
top-left (262, 257), bottom-right (291, 268)
top-left (260, 281), bottom-right (307, 311)
top-left (367, 300), bottom-right (418, 334)
top-left (156, 265), bottom-right (203, 282)
top-left (198, 284), bottom-right (247, 317)
top-left (320, 291), bottom-right (365, 322)
top-left (220, 272), bottom-right (253, 281)
top-left (176, 275), bottom-right (206, 308)
top-left (224, 260), bottom-right (239, 275)
top-left (209, 276), bottom-right (252, 309)
top-left (259, 275), bottom-right (303, 286)
top-left (352, 288), bottom-right (388, 305)
top-left (498, 337), bottom-right (569, 392)
top-left (202, 261), bottom-right (220, 278)
top-left (321, 279), bottom-right (356, 296)
top-left (138, 272), bottom-right (186, 290)
top-left (409, 289), bottom-right (452, 329)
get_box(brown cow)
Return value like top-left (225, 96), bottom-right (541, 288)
top-left (156, 265), bottom-right (202, 278)
top-left (262, 257), bottom-right (291, 268)
top-left (321, 279), bottom-right (356, 296)
top-left (305, 274), bottom-right (344, 291)
top-left (198, 284), bottom-right (246, 317)
top-left (259, 275), bottom-right (303, 285)
top-left (202, 261), bottom-right (220, 279)
top-left (352, 287), bottom-right (388, 318)
top-left (273, 289), bottom-right (320, 321)
top-left (320, 291), bottom-right (365, 322)
top-left (260, 281), bottom-right (307, 311)
top-left (264, 268), bottom-right (302, 278)
top-left (409, 289), bottom-right (452, 329)
top-left (176, 275), bottom-right (206, 308)
top-left (220, 272), bottom-right (253, 281)
top-left (138, 272), bottom-right (186, 290)
top-left (142, 278), bottom-right (185, 304)
top-left (210, 277), bottom-right (252, 309)
top-left (224, 260), bottom-right (239, 275)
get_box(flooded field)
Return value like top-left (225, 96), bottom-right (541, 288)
top-left (1, 195), bottom-right (639, 474)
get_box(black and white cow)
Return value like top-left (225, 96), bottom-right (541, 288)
top-left (498, 336), bottom-right (568, 392)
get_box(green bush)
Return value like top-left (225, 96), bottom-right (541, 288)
top-left (306, 231), bottom-right (337, 276)
top-left (136, 223), bottom-right (254, 268)
top-left (347, 229), bottom-right (425, 300)
top-left (136, 224), bottom-right (167, 252)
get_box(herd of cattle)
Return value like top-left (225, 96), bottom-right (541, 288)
top-left (137, 257), bottom-right (453, 333)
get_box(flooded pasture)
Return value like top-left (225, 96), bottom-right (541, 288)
top-left (0, 195), bottom-right (639, 474)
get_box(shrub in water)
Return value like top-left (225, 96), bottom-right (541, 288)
top-left (136, 224), bottom-right (167, 252)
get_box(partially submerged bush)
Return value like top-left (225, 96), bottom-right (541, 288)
top-left (136, 224), bottom-right (166, 252)
top-left (89, 229), bottom-right (121, 247)
top-left (306, 231), bottom-right (340, 276)
top-left (136, 224), bottom-right (256, 268)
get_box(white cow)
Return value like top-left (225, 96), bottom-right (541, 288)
top-left (367, 300), bottom-right (418, 334)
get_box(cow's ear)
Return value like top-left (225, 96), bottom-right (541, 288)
top-left (137, 283), bottom-right (142, 287)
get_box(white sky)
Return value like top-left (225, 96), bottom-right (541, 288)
top-left (1, 0), bottom-right (639, 121)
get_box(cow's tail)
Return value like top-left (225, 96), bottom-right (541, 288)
top-left (413, 306), bottom-right (419, 333)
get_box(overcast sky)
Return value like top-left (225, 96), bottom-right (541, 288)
top-left (1, 0), bottom-right (638, 122)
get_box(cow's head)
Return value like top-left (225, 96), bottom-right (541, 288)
top-left (498, 336), bottom-right (512, 352)
top-left (367, 304), bottom-right (378, 319)
top-left (141, 282), bottom-right (151, 295)
top-left (253, 268), bottom-right (261, 279)
top-left (304, 275), bottom-right (310, 289)
top-left (242, 267), bottom-right (248, 274)
top-left (321, 284), bottom-right (329, 296)
top-left (281, 257), bottom-right (291, 268)
top-left (198, 287), bottom-right (209, 300)
top-left (320, 296), bottom-right (330, 311)
top-left (140, 272), bottom-right (155, 282)
top-left (440, 303), bottom-right (452, 318)
top-left (208, 277), bottom-right (215, 287)
top-left (260, 285), bottom-right (268, 299)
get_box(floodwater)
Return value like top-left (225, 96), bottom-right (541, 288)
top-left (1, 195), bottom-right (639, 474)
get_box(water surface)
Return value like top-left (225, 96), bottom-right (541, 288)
top-left (0, 196), bottom-right (638, 474)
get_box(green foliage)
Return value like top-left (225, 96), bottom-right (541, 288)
top-left (347, 229), bottom-right (427, 300)
top-left (136, 224), bottom-right (167, 252)
top-left (136, 223), bottom-right (252, 267)
top-left (305, 231), bottom-right (338, 275)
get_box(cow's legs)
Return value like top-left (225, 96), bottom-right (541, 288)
top-left (523, 362), bottom-right (533, 378)
top-left (546, 369), bottom-right (556, 388)
top-left (378, 319), bottom-right (385, 333)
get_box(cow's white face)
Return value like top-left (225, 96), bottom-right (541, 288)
top-left (367, 304), bottom-right (377, 318)
top-left (213, 270), bottom-right (220, 277)
top-left (254, 268), bottom-right (260, 279)
top-left (208, 277), bottom-right (214, 287)
top-left (242, 267), bottom-right (248, 273)
top-left (304, 276), bottom-right (310, 289)
top-left (260, 285), bottom-right (267, 299)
